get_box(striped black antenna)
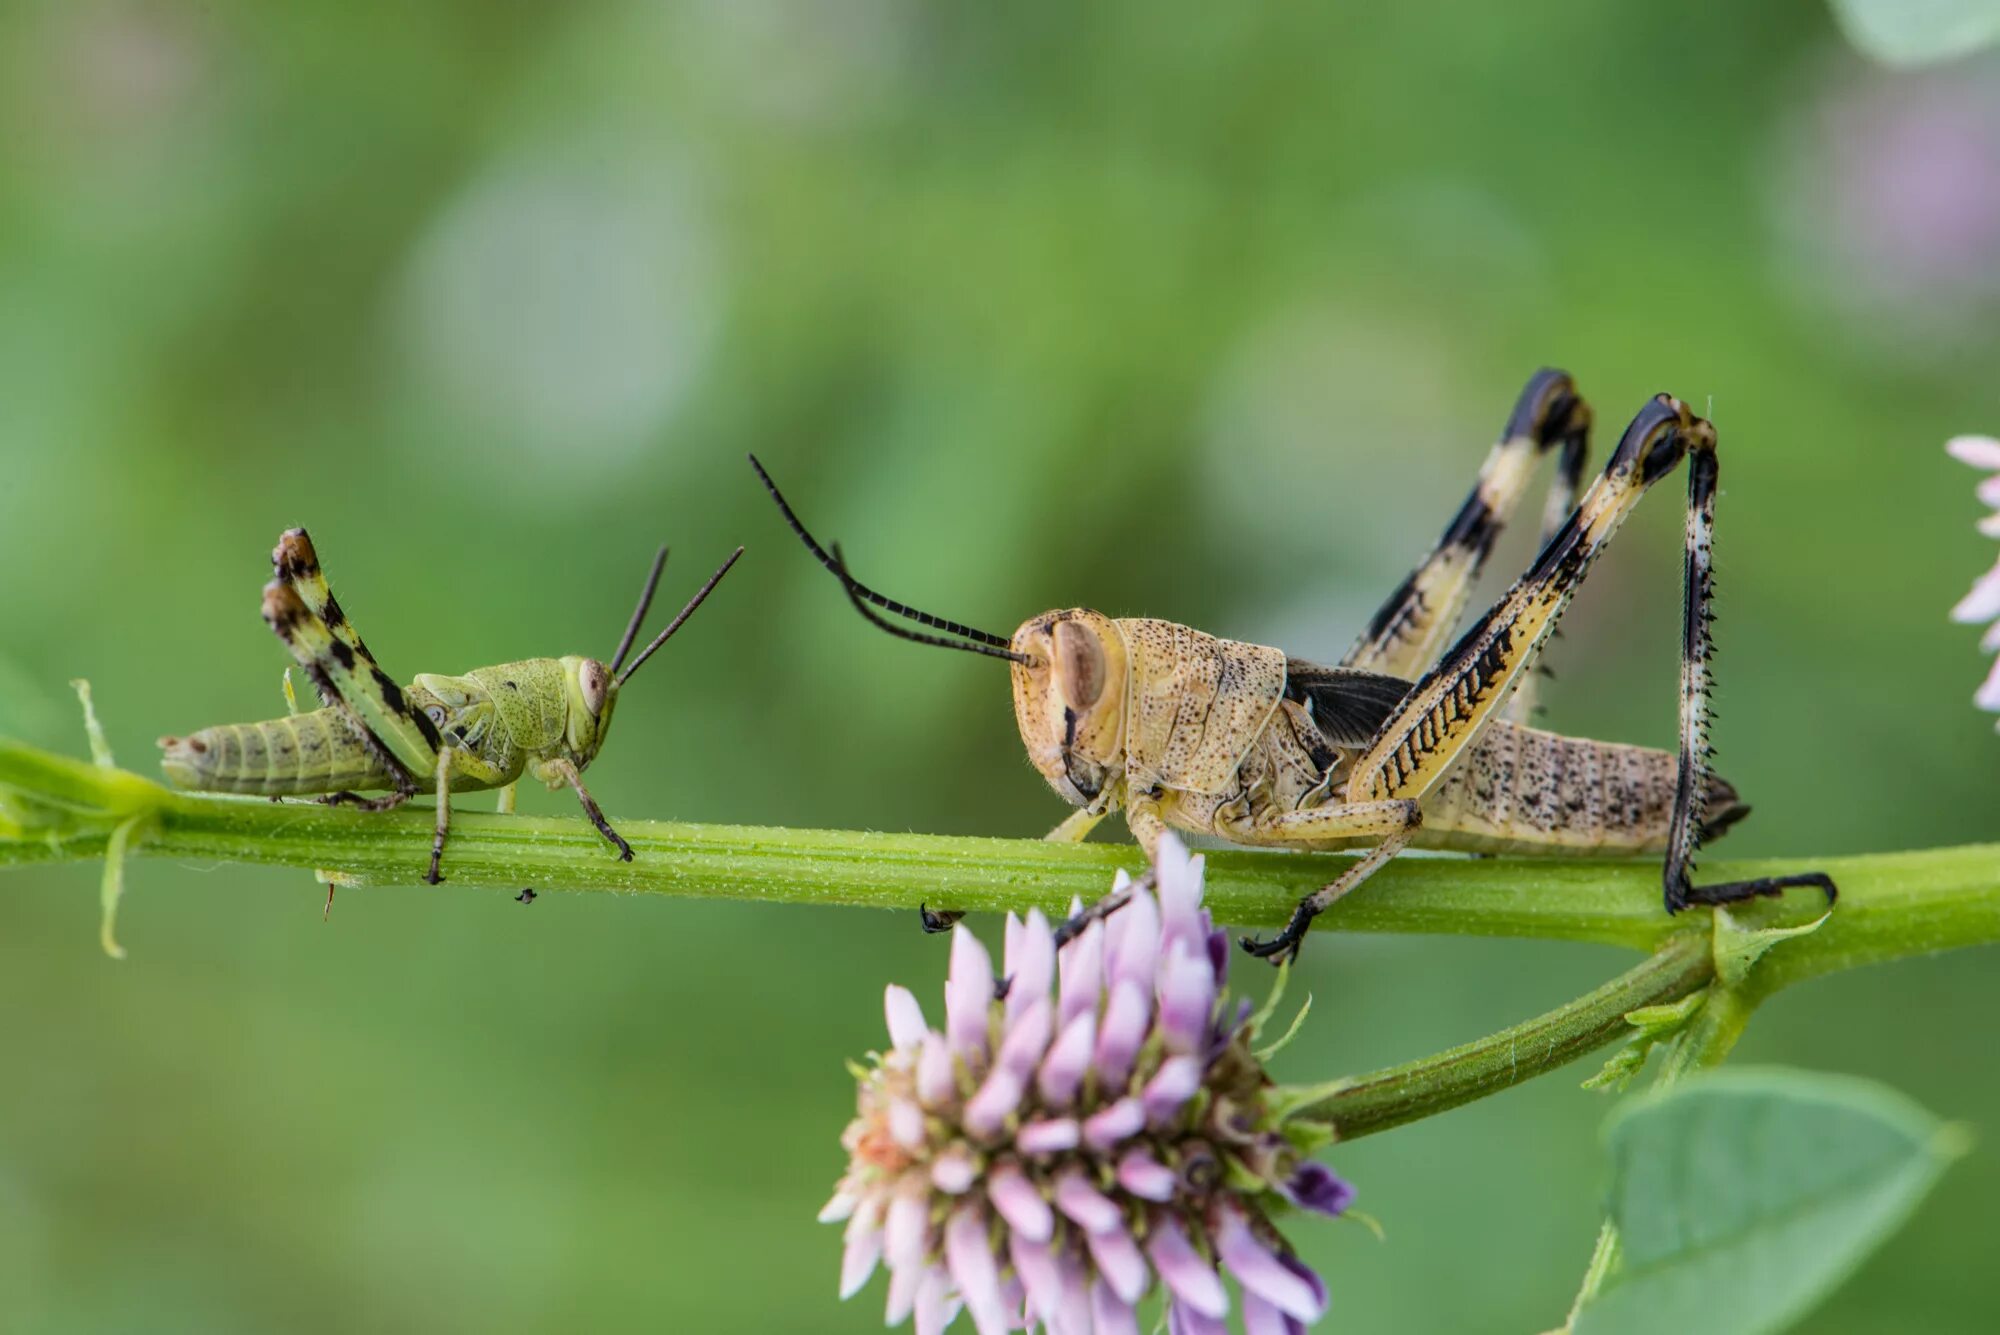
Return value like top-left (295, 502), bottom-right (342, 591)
top-left (748, 454), bottom-right (1032, 665)
top-left (609, 546), bottom-right (670, 676)
top-left (616, 547), bottom-right (745, 686)
top-left (829, 543), bottom-right (1033, 665)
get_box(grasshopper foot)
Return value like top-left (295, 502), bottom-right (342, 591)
top-left (1240, 900), bottom-right (1318, 967)
top-left (516, 888), bottom-right (537, 904)
top-left (580, 801), bottom-right (633, 861)
top-left (919, 904), bottom-right (965, 934)
top-left (1667, 871), bottom-right (1837, 914)
top-left (1048, 871), bottom-right (1148, 951)
top-left (319, 789), bottom-right (413, 813)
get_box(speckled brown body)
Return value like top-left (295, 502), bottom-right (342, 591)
top-left (760, 375), bottom-right (1829, 964)
top-left (1418, 725), bottom-right (1739, 856)
top-left (1140, 685), bottom-right (1740, 858)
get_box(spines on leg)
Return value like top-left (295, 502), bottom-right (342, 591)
top-left (1348, 397), bottom-right (1698, 806)
top-left (1665, 447), bottom-right (1721, 909)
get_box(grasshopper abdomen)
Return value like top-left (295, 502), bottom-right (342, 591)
top-left (160, 709), bottom-right (398, 796)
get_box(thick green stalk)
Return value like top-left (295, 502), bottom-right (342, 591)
top-left (0, 740), bottom-right (1692, 943)
top-left (4, 742), bottom-right (1999, 968)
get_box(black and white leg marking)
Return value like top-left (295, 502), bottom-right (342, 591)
top-left (1344, 368), bottom-right (1594, 681)
top-left (1249, 394), bottom-right (1835, 960)
top-left (1660, 443), bottom-right (1834, 912)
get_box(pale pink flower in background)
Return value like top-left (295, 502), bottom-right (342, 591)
top-left (823, 833), bottom-right (1351, 1334)
top-left (1765, 57), bottom-right (2000, 357)
top-left (1948, 435), bottom-right (2000, 722)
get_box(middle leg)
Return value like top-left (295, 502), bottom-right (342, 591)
top-left (1230, 798), bottom-right (1425, 963)
top-left (425, 746), bottom-right (513, 884)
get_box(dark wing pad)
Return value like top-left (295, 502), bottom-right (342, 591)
top-left (1284, 661), bottom-right (1416, 750)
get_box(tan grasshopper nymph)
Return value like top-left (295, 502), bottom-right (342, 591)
top-left (160, 530), bottom-right (742, 888)
top-left (753, 370), bottom-right (1835, 964)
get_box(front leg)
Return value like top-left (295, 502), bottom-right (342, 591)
top-left (1045, 782), bottom-right (1121, 843)
top-left (540, 756), bottom-right (635, 861)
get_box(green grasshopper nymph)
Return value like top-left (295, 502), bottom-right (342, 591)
top-left (752, 371), bottom-right (1836, 965)
top-left (160, 530), bottom-right (742, 886)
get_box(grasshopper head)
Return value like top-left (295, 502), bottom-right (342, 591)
top-left (1010, 609), bottom-right (1128, 806)
top-left (561, 655), bottom-right (619, 767)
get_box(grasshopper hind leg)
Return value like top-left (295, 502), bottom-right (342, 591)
top-left (1676, 872), bottom-right (1837, 910)
top-left (1659, 443), bottom-right (1834, 914)
top-left (1343, 370), bottom-right (1592, 681)
top-left (317, 788), bottom-right (415, 813)
top-left (1248, 397), bottom-right (1836, 965)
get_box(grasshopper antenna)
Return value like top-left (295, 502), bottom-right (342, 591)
top-left (749, 454), bottom-right (1033, 666)
top-left (616, 547), bottom-right (745, 686)
top-left (829, 544), bottom-right (1033, 664)
top-left (609, 546), bottom-right (670, 676)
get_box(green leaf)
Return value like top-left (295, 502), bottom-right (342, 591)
top-left (1827, 0), bottom-right (2000, 66)
top-left (1573, 1068), bottom-right (1966, 1335)
top-left (1583, 992), bottom-right (1707, 1092)
top-left (1712, 905), bottom-right (1830, 989)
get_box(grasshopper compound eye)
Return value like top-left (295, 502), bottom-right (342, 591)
top-left (1053, 619), bottom-right (1106, 711)
top-left (1010, 611), bottom-right (1128, 807)
top-left (578, 659), bottom-right (611, 717)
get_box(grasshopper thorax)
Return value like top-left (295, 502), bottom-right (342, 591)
top-left (1010, 609), bottom-right (1129, 806)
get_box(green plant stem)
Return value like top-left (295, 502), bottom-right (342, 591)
top-left (1278, 931), bottom-right (1714, 1138)
top-left (8, 743), bottom-right (1997, 966)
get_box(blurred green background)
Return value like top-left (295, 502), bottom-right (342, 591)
top-left (4, 1), bottom-right (1999, 1330)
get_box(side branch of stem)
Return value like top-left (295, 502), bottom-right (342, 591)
top-left (1279, 932), bottom-right (1715, 1139)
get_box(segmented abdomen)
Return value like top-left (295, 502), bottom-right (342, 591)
top-left (159, 708), bottom-right (399, 795)
top-left (1421, 721), bottom-right (1743, 856)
